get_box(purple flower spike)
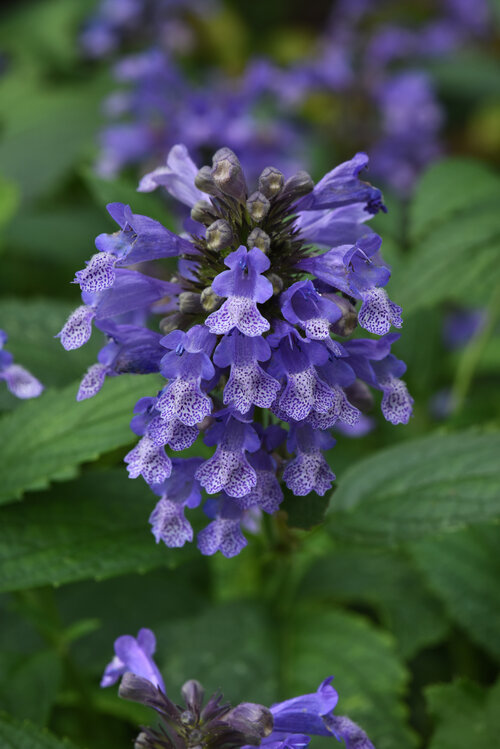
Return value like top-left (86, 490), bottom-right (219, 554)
top-left (205, 246), bottom-right (273, 336)
top-left (57, 305), bottom-right (95, 350)
top-left (271, 677), bottom-right (338, 735)
top-left (138, 144), bottom-right (207, 207)
top-left (74, 251), bottom-right (117, 293)
top-left (0, 364), bottom-right (44, 399)
top-left (281, 280), bottom-right (342, 340)
top-left (124, 436), bottom-right (172, 486)
top-left (150, 498), bottom-right (194, 548)
top-left (358, 288), bottom-right (402, 335)
top-left (77, 363), bottom-right (108, 401)
top-left (198, 500), bottom-right (248, 558)
top-left (214, 332), bottom-right (280, 414)
top-left (195, 417), bottom-right (259, 498)
top-left (101, 628), bottom-right (165, 693)
top-left (147, 415), bottom-right (199, 451)
top-left (284, 425), bottom-right (336, 496)
top-left (373, 355), bottom-right (413, 425)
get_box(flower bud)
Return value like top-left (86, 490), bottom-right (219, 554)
top-left (182, 679), bottom-right (205, 713)
top-left (247, 227), bottom-right (271, 253)
top-left (179, 292), bottom-right (203, 314)
top-left (259, 166), bottom-right (284, 198)
top-left (200, 286), bottom-right (223, 312)
top-left (195, 166), bottom-right (219, 195)
top-left (329, 296), bottom-right (358, 337)
top-left (211, 147), bottom-right (247, 200)
top-left (206, 219), bottom-right (233, 251)
top-left (246, 191), bottom-right (270, 223)
top-left (267, 273), bottom-right (284, 294)
top-left (191, 200), bottom-right (217, 225)
top-left (282, 170), bottom-right (314, 201)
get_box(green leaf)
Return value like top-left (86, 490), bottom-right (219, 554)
top-left (286, 606), bottom-right (416, 749)
top-left (327, 430), bottom-right (500, 544)
top-left (0, 650), bottom-right (62, 724)
top-left (0, 299), bottom-right (99, 391)
top-left (300, 548), bottom-right (448, 659)
top-left (0, 713), bottom-right (78, 749)
top-left (409, 158), bottom-right (500, 242)
top-left (0, 374), bottom-right (160, 504)
top-left (426, 678), bottom-right (500, 749)
top-left (82, 170), bottom-right (178, 231)
top-left (0, 469), bottom-right (197, 592)
top-left (156, 601), bottom-right (277, 706)
top-left (411, 525), bottom-right (500, 662)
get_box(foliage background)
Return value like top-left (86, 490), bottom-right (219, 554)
top-left (0, 1), bottom-right (500, 748)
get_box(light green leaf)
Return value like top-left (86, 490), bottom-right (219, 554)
top-left (0, 469), bottom-right (196, 592)
top-left (411, 525), bottom-right (500, 662)
top-left (0, 374), bottom-right (160, 504)
top-left (300, 548), bottom-right (448, 659)
top-left (409, 158), bottom-right (500, 242)
top-left (327, 430), bottom-right (500, 544)
top-left (286, 606), bottom-right (416, 749)
top-left (0, 713), bottom-right (78, 749)
top-left (426, 678), bottom-right (500, 749)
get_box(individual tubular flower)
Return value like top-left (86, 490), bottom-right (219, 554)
top-left (0, 331), bottom-right (43, 399)
top-left (101, 628), bottom-right (376, 749)
top-left (61, 143), bottom-right (411, 557)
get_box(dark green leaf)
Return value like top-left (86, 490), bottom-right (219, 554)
top-left (426, 678), bottom-right (500, 749)
top-left (300, 548), bottom-right (448, 659)
top-left (0, 650), bottom-right (62, 724)
top-left (286, 606), bottom-right (416, 749)
top-left (411, 525), bottom-right (500, 662)
top-left (0, 374), bottom-right (160, 504)
top-left (0, 713), bottom-right (78, 749)
top-left (327, 430), bottom-right (500, 544)
top-left (0, 470), bottom-right (196, 592)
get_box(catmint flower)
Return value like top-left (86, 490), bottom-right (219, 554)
top-left (0, 331), bottom-right (43, 399)
top-left (101, 628), bottom-right (376, 749)
top-left (61, 144), bottom-right (411, 556)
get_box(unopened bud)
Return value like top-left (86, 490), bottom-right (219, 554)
top-left (267, 273), bottom-right (284, 294)
top-left (134, 732), bottom-right (150, 749)
top-left (179, 292), bottom-right (203, 314)
top-left (195, 166), bottom-right (219, 195)
top-left (160, 312), bottom-right (188, 334)
top-left (247, 227), bottom-right (271, 253)
top-left (246, 191), bottom-right (270, 223)
top-left (211, 147), bottom-right (247, 201)
top-left (182, 679), bottom-right (205, 712)
top-left (282, 170), bottom-right (314, 201)
top-left (259, 166), bottom-right (284, 198)
top-left (344, 381), bottom-right (374, 412)
top-left (201, 286), bottom-right (223, 312)
top-left (330, 296), bottom-right (358, 337)
top-left (206, 219), bottom-right (233, 251)
top-left (191, 200), bottom-right (217, 225)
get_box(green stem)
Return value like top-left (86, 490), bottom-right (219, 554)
top-left (451, 282), bottom-right (500, 413)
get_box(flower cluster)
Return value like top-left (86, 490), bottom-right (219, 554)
top-left (101, 628), bottom-right (375, 749)
top-left (0, 330), bottom-right (43, 399)
top-left (59, 144), bottom-right (412, 557)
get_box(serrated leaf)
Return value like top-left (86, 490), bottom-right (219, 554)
top-left (327, 430), bottom-right (500, 544)
top-left (409, 158), bottom-right (500, 242)
top-left (0, 374), bottom-right (160, 504)
top-left (398, 205), bottom-right (500, 314)
top-left (411, 525), bottom-right (500, 662)
top-left (286, 606), bottom-right (416, 749)
top-left (0, 470), bottom-right (196, 592)
top-left (0, 713), bottom-right (78, 749)
top-left (300, 548), bottom-right (448, 659)
top-left (426, 678), bottom-right (500, 749)
top-left (156, 601), bottom-right (277, 706)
